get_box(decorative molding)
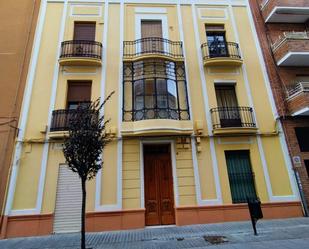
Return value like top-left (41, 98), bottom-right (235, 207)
top-left (198, 7), bottom-right (228, 20)
top-left (135, 7), bottom-right (167, 14)
top-left (206, 67), bottom-right (240, 75)
top-left (217, 137), bottom-right (253, 144)
top-left (70, 4), bottom-right (103, 17)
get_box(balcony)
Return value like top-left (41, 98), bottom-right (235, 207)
top-left (122, 60), bottom-right (192, 136)
top-left (210, 107), bottom-right (257, 135)
top-left (123, 37), bottom-right (184, 62)
top-left (48, 109), bottom-right (73, 138)
top-left (286, 82), bottom-right (309, 116)
top-left (59, 40), bottom-right (102, 66)
top-left (272, 32), bottom-right (309, 66)
top-left (261, 0), bottom-right (309, 23)
top-left (201, 42), bottom-right (243, 67)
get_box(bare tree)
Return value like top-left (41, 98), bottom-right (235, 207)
top-left (63, 93), bottom-right (114, 249)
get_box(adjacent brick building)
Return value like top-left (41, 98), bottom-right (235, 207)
top-left (250, 0), bottom-right (309, 212)
top-left (0, 0), bottom-right (40, 234)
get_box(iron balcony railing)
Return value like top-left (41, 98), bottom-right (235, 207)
top-left (123, 37), bottom-right (184, 59)
top-left (201, 42), bottom-right (241, 61)
top-left (60, 40), bottom-right (102, 60)
top-left (50, 109), bottom-right (76, 132)
top-left (228, 172), bottom-right (257, 204)
top-left (50, 109), bottom-right (99, 132)
top-left (210, 106), bottom-right (256, 129)
top-left (123, 107), bottom-right (190, 122)
top-left (286, 82), bottom-right (309, 100)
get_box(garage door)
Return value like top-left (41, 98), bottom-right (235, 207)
top-left (53, 165), bottom-right (82, 233)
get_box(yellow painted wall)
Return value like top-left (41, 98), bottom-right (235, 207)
top-left (122, 139), bottom-right (140, 209)
top-left (9, 1), bottom-right (297, 216)
top-left (13, 3), bottom-right (64, 210)
top-left (175, 142), bottom-right (197, 206)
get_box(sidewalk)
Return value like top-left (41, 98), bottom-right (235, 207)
top-left (0, 218), bottom-right (309, 249)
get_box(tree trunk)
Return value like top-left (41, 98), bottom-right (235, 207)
top-left (81, 179), bottom-right (86, 249)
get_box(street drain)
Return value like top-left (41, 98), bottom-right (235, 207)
top-left (203, 235), bottom-right (228, 244)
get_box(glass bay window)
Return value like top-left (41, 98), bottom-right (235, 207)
top-left (123, 59), bottom-right (190, 121)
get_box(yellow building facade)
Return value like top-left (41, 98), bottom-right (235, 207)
top-left (0, 0), bottom-right (303, 239)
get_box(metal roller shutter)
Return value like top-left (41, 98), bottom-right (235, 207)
top-left (53, 165), bottom-right (82, 233)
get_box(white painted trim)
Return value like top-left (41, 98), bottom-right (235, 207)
top-left (135, 14), bottom-right (169, 40)
top-left (228, 5), bottom-right (259, 128)
top-left (122, 126), bottom-right (194, 133)
top-left (135, 14), bottom-right (168, 54)
top-left (36, 0), bottom-right (69, 214)
top-left (246, 4), bottom-right (279, 119)
top-left (61, 0), bottom-right (248, 6)
top-left (191, 5), bottom-right (213, 135)
top-left (117, 1), bottom-right (124, 210)
top-left (277, 122), bottom-right (299, 200)
top-left (135, 7), bottom-right (167, 14)
top-left (139, 141), bottom-right (145, 209)
top-left (208, 138), bottom-right (223, 204)
top-left (256, 136), bottom-right (274, 201)
top-left (140, 140), bottom-right (179, 207)
top-left (214, 79), bottom-right (237, 84)
top-left (190, 137), bottom-right (202, 205)
top-left (47, 0), bottom-right (248, 6)
top-left (5, 0), bottom-right (48, 216)
top-left (9, 209), bottom-right (38, 216)
top-left (191, 4), bottom-right (222, 205)
top-left (292, 107), bottom-right (309, 116)
top-left (277, 52), bottom-right (309, 66)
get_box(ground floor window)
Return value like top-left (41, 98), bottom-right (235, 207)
top-left (225, 150), bottom-right (257, 203)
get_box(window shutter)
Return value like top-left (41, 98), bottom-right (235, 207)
top-left (141, 20), bottom-right (163, 38)
top-left (73, 22), bottom-right (96, 41)
top-left (67, 81), bottom-right (92, 104)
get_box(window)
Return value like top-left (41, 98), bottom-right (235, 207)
top-left (141, 20), bottom-right (163, 39)
top-left (73, 22), bottom-right (96, 41)
top-left (215, 85), bottom-right (241, 127)
top-left (67, 81), bottom-right (92, 109)
top-left (295, 127), bottom-right (309, 152)
top-left (141, 20), bottom-right (163, 53)
top-left (305, 160), bottom-right (309, 178)
top-left (205, 24), bottom-right (228, 57)
top-left (123, 60), bottom-right (190, 121)
top-left (225, 150), bottom-right (257, 203)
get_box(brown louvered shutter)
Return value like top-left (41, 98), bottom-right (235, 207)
top-left (141, 21), bottom-right (163, 53)
top-left (67, 81), bottom-right (92, 109)
top-left (73, 22), bottom-right (96, 41)
top-left (141, 20), bottom-right (163, 38)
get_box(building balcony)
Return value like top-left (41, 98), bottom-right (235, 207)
top-left (59, 40), bottom-right (102, 66)
top-left (123, 37), bottom-right (184, 62)
top-left (272, 32), bottom-right (309, 66)
top-left (210, 107), bottom-right (257, 135)
top-left (48, 109), bottom-right (73, 138)
top-left (201, 42), bottom-right (243, 67)
top-left (261, 0), bottom-right (309, 23)
top-left (286, 82), bottom-right (309, 116)
top-left (122, 107), bottom-right (193, 136)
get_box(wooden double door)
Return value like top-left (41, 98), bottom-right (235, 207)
top-left (144, 144), bottom-right (175, 226)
